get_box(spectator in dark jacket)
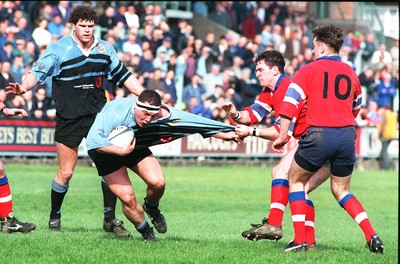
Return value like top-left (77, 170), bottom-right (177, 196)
top-left (241, 8), bottom-right (263, 41)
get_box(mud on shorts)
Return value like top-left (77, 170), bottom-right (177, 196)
top-left (294, 126), bottom-right (356, 176)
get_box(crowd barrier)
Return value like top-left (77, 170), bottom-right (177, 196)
top-left (0, 119), bottom-right (398, 159)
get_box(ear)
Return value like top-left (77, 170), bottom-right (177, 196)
top-left (319, 43), bottom-right (326, 54)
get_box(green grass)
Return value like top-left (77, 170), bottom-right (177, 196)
top-left (1, 163), bottom-right (398, 264)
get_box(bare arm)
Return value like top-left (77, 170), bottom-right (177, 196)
top-left (96, 138), bottom-right (137, 156)
top-left (123, 74), bottom-right (145, 97)
top-left (221, 102), bottom-right (252, 125)
top-left (6, 73), bottom-right (38, 95)
top-left (212, 131), bottom-right (242, 144)
top-left (272, 115), bottom-right (291, 152)
top-left (235, 125), bottom-right (279, 140)
top-left (0, 101), bottom-right (28, 117)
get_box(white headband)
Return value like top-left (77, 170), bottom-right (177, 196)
top-left (135, 100), bottom-right (161, 114)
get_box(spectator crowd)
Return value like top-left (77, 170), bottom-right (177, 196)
top-left (0, 1), bottom-right (398, 133)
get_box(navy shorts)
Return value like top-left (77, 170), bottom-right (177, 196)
top-left (295, 126), bottom-right (356, 176)
top-left (55, 114), bottom-right (96, 147)
top-left (88, 148), bottom-right (153, 176)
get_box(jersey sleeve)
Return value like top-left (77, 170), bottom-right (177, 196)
top-left (106, 42), bottom-right (132, 87)
top-left (352, 79), bottom-right (363, 118)
top-left (30, 46), bottom-right (59, 83)
top-left (244, 93), bottom-right (273, 125)
top-left (280, 68), bottom-right (308, 119)
top-left (86, 111), bottom-right (114, 150)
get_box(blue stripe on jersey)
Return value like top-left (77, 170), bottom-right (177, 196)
top-left (0, 175), bottom-right (8, 185)
top-left (271, 179), bottom-right (289, 188)
top-left (31, 35), bottom-right (132, 118)
top-left (273, 74), bottom-right (286, 92)
top-left (274, 116), bottom-right (295, 137)
top-left (353, 94), bottom-right (362, 111)
top-left (250, 101), bottom-right (271, 122)
top-left (285, 85), bottom-right (304, 103)
top-left (317, 55), bottom-right (342, 62)
top-left (339, 193), bottom-right (354, 208)
top-left (306, 199), bottom-right (314, 207)
top-left (289, 191), bottom-right (306, 202)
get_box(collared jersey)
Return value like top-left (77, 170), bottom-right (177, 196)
top-left (243, 74), bottom-right (307, 139)
top-left (280, 56), bottom-right (362, 127)
top-left (86, 97), bottom-right (234, 151)
top-left (30, 34), bottom-right (132, 119)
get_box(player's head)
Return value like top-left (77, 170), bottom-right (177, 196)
top-left (254, 50), bottom-right (285, 90)
top-left (255, 50), bottom-right (285, 73)
top-left (134, 90), bottom-right (162, 127)
top-left (69, 5), bottom-right (98, 46)
top-left (69, 5), bottom-right (98, 24)
top-left (312, 24), bottom-right (344, 57)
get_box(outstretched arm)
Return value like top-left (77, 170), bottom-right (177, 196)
top-left (221, 102), bottom-right (252, 125)
top-left (235, 125), bottom-right (279, 141)
top-left (272, 115), bottom-right (291, 152)
top-left (212, 131), bottom-right (242, 144)
top-left (6, 73), bottom-right (38, 95)
top-left (123, 74), bottom-right (145, 97)
top-left (0, 101), bottom-right (28, 117)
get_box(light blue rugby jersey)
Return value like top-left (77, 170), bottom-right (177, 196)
top-left (86, 97), bottom-right (235, 151)
top-left (30, 34), bottom-right (132, 119)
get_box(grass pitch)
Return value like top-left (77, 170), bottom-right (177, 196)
top-left (1, 163), bottom-right (398, 263)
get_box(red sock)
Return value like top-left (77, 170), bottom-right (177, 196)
top-left (289, 191), bottom-right (306, 244)
top-left (0, 175), bottom-right (13, 218)
top-left (267, 179), bottom-right (289, 226)
top-left (305, 199), bottom-right (315, 245)
top-left (340, 194), bottom-right (376, 241)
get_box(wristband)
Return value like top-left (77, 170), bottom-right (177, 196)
top-left (232, 111), bottom-right (241, 120)
top-left (0, 106), bottom-right (6, 113)
top-left (252, 127), bottom-right (260, 137)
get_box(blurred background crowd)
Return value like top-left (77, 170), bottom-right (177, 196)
top-left (0, 1), bottom-right (398, 132)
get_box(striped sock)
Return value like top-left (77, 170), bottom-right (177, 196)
top-left (339, 194), bottom-right (376, 241)
top-left (289, 191), bottom-right (306, 244)
top-left (305, 199), bottom-right (315, 245)
top-left (267, 179), bottom-right (289, 226)
top-left (0, 175), bottom-right (13, 218)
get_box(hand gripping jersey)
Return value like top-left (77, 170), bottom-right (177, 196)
top-left (280, 56), bottom-right (362, 127)
top-left (242, 74), bottom-right (307, 139)
top-left (30, 34), bottom-right (132, 119)
top-left (86, 97), bottom-right (234, 151)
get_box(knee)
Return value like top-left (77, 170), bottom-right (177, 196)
top-left (57, 169), bottom-right (74, 181)
top-left (120, 193), bottom-right (138, 209)
top-left (272, 164), bottom-right (287, 180)
top-left (0, 163), bottom-right (5, 176)
top-left (148, 175), bottom-right (165, 191)
top-left (330, 186), bottom-right (348, 202)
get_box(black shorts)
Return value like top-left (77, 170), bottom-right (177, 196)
top-left (88, 148), bottom-right (153, 176)
top-left (55, 114), bottom-right (97, 147)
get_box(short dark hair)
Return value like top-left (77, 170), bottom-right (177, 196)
top-left (255, 50), bottom-right (286, 73)
top-left (138, 90), bottom-right (161, 106)
top-left (312, 24), bottom-right (344, 53)
top-left (68, 5), bottom-right (98, 24)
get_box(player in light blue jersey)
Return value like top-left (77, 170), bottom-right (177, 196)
top-left (6, 5), bottom-right (144, 237)
top-left (86, 90), bottom-right (240, 241)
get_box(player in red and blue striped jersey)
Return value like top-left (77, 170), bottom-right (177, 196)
top-left (222, 50), bottom-right (331, 247)
top-left (273, 24), bottom-right (383, 253)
